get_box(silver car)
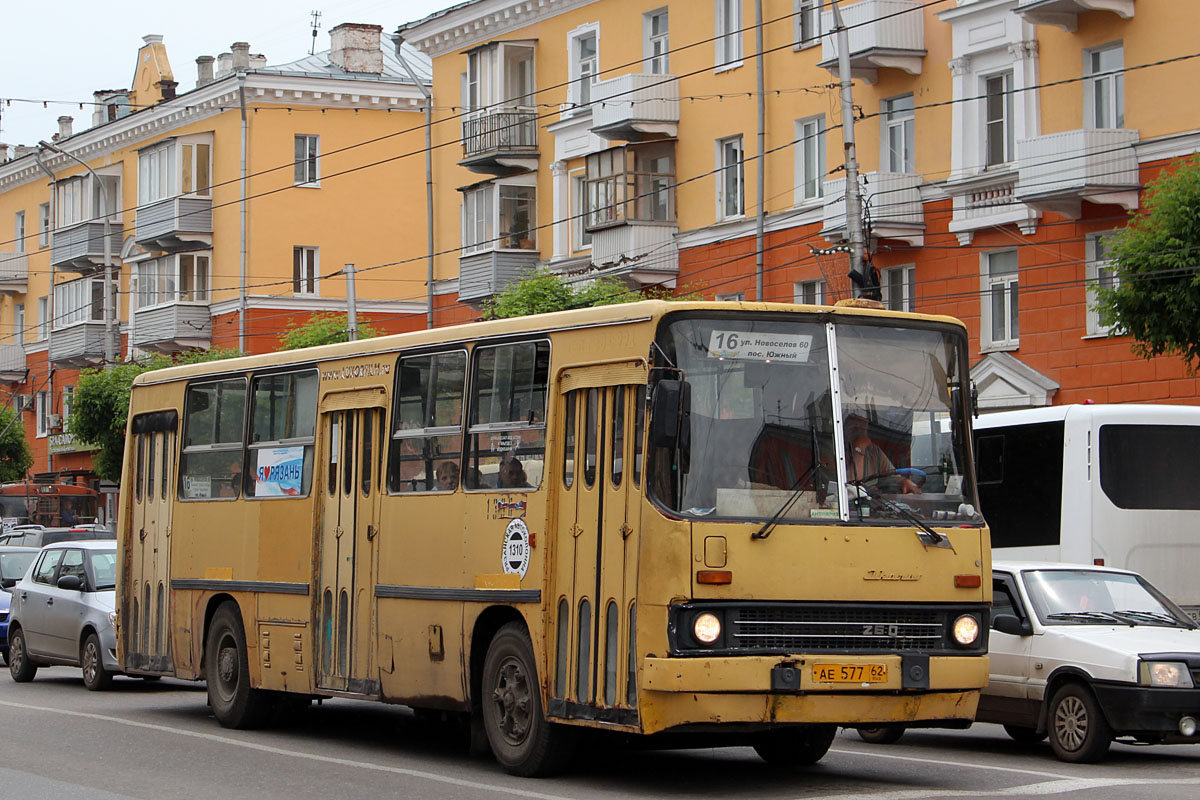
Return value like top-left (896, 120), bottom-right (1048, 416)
top-left (7, 540), bottom-right (120, 690)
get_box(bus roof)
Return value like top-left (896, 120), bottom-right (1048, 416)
top-left (976, 403), bottom-right (1200, 428)
top-left (133, 300), bottom-right (967, 387)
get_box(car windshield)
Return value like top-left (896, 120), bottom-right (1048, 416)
top-left (1022, 569), bottom-right (1191, 627)
top-left (1, 551), bottom-right (36, 581)
top-left (88, 550), bottom-right (118, 591)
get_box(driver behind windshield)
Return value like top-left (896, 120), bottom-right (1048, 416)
top-left (845, 414), bottom-right (923, 495)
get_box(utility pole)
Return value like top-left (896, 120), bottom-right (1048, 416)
top-left (344, 263), bottom-right (359, 342)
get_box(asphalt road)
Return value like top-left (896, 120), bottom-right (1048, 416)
top-left (2, 668), bottom-right (1198, 799)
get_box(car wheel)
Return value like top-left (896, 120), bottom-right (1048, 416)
top-left (481, 622), bottom-right (576, 777)
top-left (753, 725), bottom-right (837, 766)
top-left (81, 632), bottom-right (115, 691)
top-left (8, 627), bottom-right (37, 682)
top-left (205, 602), bottom-right (271, 729)
top-left (857, 726), bottom-right (906, 744)
top-left (1048, 683), bottom-right (1112, 763)
top-left (1003, 724), bottom-right (1047, 744)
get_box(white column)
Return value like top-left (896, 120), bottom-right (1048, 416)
top-left (550, 160), bottom-right (569, 261)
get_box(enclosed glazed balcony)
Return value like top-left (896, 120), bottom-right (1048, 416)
top-left (50, 221), bottom-right (123, 273)
top-left (1015, 0), bottom-right (1134, 32)
top-left (1015, 129), bottom-right (1140, 218)
top-left (49, 321), bottom-right (107, 368)
top-left (590, 73), bottom-right (679, 141)
top-left (0, 250), bottom-right (28, 294)
top-left (134, 196), bottom-right (213, 252)
top-left (133, 303), bottom-right (212, 353)
top-left (591, 223), bottom-right (679, 284)
top-left (457, 250), bottom-right (539, 302)
top-left (460, 108), bottom-right (539, 174)
top-left (820, 0), bottom-right (926, 84)
top-left (822, 172), bottom-right (924, 246)
top-left (0, 343), bottom-right (26, 382)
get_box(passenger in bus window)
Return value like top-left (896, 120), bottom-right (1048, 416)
top-left (435, 461), bottom-right (460, 491)
top-left (219, 455), bottom-right (242, 498)
top-left (846, 415), bottom-right (922, 495)
top-left (499, 458), bottom-right (532, 489)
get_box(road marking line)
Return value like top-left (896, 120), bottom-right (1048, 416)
top-left (815, 776), bottom-right (1200, 800)
top-left (829, 744), bottom-right (1071, 779)
top-left (0, 699), bottom-right (573, 800)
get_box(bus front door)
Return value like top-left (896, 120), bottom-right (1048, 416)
top-left (127, 419), bottom-right (177, 674)
top-left (317, 403), bottom-right (385, 695)
top-left (552, 374), bottom-right (644, 721)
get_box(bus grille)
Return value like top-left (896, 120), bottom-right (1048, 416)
top-left (732, 607), bottom-right (942, 651)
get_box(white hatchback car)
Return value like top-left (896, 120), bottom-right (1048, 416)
top-left (859, 561), bottom-right (1200, 762)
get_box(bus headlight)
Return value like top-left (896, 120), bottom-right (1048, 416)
top-left (952, 614), bottom-right (980, 646)
top-left (693, 613), bottom-right (722, 645)
top-left (1140, 661), bottom-right (1194, 688)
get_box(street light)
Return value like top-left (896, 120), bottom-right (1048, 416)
top-left (37, 140), bottom-right (117, 368)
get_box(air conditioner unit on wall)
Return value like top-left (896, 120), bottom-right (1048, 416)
top-left (47, 414), bottom-right (62, 429)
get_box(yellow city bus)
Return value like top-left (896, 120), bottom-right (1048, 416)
top-left (116, 300), bottom-right (990, 775)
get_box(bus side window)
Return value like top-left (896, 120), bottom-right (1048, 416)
top-left (179, 379), bottom-right (248, 501)
top-left (466, 341), bottom-right (549, 491)
top-left (245, 370), bottom-right (318, 499)
top-left (388, 350), bottom-right (466, 494)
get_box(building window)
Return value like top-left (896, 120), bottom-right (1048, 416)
top-left (462, 185), bottom-right (495, 255)
top-left (14, 303), bottom-right (24, 345)
top-left (716, 135), bottom-right (744, 220)
top-left (715, 0), bottom-right (743, 68)
top-left (53, 277), bottom-right (104, 329)
top-left (180, 142), bottom-right (212, 196)
top-left (55, 177), bottom-right (87, 227)
top-left (139, 137), bottom-right (209, 203)
top-left (883, 94), bottom-right (915, 174)
top-left (984, 72), bottom-right (1013, 167)
top-left (138, 254), bottom-right (211, 307)
top-left (14, 211), bottom-right (25, 254)
top-left (795, 0), bottom-right (821, 49)
top-left (982, 250), bottom-right (1019, 349)
top-left (571, 31), bottom-right (598, 109)
top-left (572, 173), bottom-right (591, 250)
top-left (793, 279), bottom-right (826, 305)
top-left (645, 9), bottom-right (669, 74)
top-left (294, 135), bottom-right (319, 185)
top-left (795, 116), bottom-right (826, 203)
top-left (35, 391), bottom-right (49, 438)
top-left (1086, 232), bottom-right (1118, 336)
top-left (585, 142), bottom-right (675, 229)
top-left (499, 185), bottom-right (537, 250)
top-left (465, 43), bottom-right (535, 111)
top-left (462, 184), bottom-right (537, 254)
top-left (882, 265), bottom-right (916, 312)
top-left (293, 246), bottom-right (319, 295)
top-left (38, 203), bottom-right (49, 247)
top-left (716, 291), bottom-right (745, 301)
top-left (1086, 44), bottom-right (1124, 129)
top-left (37, 296), bottom-right (48, 340)
top-left (138, 143), bottom-right (175, 205)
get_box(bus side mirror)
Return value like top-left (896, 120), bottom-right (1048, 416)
top-left (650, 378), bottom-right (691, 467)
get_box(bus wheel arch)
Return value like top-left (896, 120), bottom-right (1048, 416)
top-left (204, 599), bottom-right (272, 729)
top-left (468, 606), bottom-right (527, 717)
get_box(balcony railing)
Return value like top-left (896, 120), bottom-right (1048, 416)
top-left (135, 196), bottom-right (213, 251)
top-left (0, 250), bottom-right (29, 294)
top-left (0, 343), bottom-right (25, 381)
top-left (50, 220), bottom-right (123, 272)
top-left (460, 107), bottom-right (539, 173)
top-left (590, 221), bottom-right (679, 280)
top-left (48, 320), bottom-right (107, 368)
top-left (458, 249), bottom-right (540, 302)
top-left (1015, 129), bottom-right (1140, 217)
top-left (820, 0), bottom-right (926, 83)
top-left (133, 302), bottom-right (212, 353)
top-left (822, 172), bottom-right (924, 245)
top-left (590, 73), bottom-right (680, 141)
top-left (1015, 0), bottom-right (1134, 31)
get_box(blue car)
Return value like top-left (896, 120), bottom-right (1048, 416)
top-left (0, 546), bottom-right (39, 665)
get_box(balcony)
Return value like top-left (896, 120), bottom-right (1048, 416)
top-left (460, 107), bottom-right (539, 174)
top-left (0, 251), bottom-right (28, 295)
top-left (134, 196), bottom-right (213, 252)
top-left (591, 221), bottom-right (679, 285)
top-left (50, 221), bottom-right (123, 273)
top-left (822, 172), bottom-right (924, 246)
top-left (458, 249), bottom-right (540, 302)
top-left (590, 73), bottom-right (679, 142)
top-left (49, 321), bottom-right (107, 368)
top-left (820, 0), bottom-right (926, 84)
top-left (133, 302), bottom-right (212, 353)
top-left (1015, 129), bottom-right (1140, 218)
top-left (0, 343), bottom-right (26, 382)
top-left (1015, 0), bottom-right (1134, 32)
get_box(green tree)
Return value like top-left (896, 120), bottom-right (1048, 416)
top-left (1097, 155), bottom-right (1200, 369)
top-left (70, 349), bottom-right (239, 482)
top-left (279, 312), bottom-right (378, 350)
top-left (0, 405), bottom-right (33, 482)
top-left (481, 269), bottom-right (695, 319)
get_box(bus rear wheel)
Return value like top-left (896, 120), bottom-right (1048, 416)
top-left (481, 622), bottom-right (576, 777)
top-left (753, 724), bottom-right (837, 766)
top-left (205, 602), bottom-right (272, 729)
top-left (857, 726), bottom-right (906, 744)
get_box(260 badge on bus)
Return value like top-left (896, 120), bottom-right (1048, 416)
top-left (812, 663), bottom-right (888, 683)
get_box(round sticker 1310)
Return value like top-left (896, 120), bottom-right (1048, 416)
top-left (502, 518), bottom-right (531, 579)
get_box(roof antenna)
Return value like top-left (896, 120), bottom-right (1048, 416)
top-left (309, 10), bottom-right (322, 56)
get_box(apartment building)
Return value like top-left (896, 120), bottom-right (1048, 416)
top-left (0, 24), bottom-right (432, 501)
top-left (398, 0), bottom-right (1200, 406)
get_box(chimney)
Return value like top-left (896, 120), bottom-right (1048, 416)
top-left (216, 52), bottom-right (233, 79)
top-left (329, 23), bottom-right (384, 74)
top-left (231, 41), bottom-right (251, 71)
top-left (0, 144), bottom-right (8, 163)
top-left (13, 145), bottom-right (36, 159)
top-left (143, 34), bottom-right (163, 46)
top-left (156, 79), bottom-right (178, 100)
top-left (196, 55), bottom-right (214, 87)
top-left (58, 116), bottom-right (74, 140)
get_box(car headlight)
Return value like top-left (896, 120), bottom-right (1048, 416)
top-left (952, 614), bottom-right (980, 646)
top-left (1140, 661), bottom-right (1195, 688)
top-left (693, 612), bottom-right (721, 645)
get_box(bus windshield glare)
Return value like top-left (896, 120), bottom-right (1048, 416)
top-left (650, 314), bottom-right (976, 525)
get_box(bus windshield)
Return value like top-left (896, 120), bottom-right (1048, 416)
top-left (650, 314), bottom-right (976, 525)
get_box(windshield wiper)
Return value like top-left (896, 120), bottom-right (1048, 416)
top-left (1111, 609), bottom-right (1188, 627)
top-left (866, 491), bottom-right (953, 550)
top-left (1046, 610), bottom-right (1127, 624)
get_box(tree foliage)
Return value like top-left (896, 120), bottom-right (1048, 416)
top-left (481, 269), bottom-right (695, 319)
top-left (1097, 155), bottom-right (1200, 370)
top-left (0, 405), bottom-right (33, 482)
top-left (70, 349), bottom-right (240, 482)
top-left (279, 312), bottom-right (378, 350)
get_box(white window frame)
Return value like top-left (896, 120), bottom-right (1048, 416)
top-left (567, 24), bottom-right (600, 112)
top-left (571, 171), bottom-right (591, 251)
top-left (1085, 43), bottom-right (1124, 130)
top-left (137, 142), bottom-right (176, 206)
top-left (38, 203), bottom-right (49, 247)
top-left (983, 71), bottom-right (1014, 168)
top-left (794, 116), bottom-right (826, 204)
top-left (137, 253), bottom-right (212, 309)
top-left (55, 176), bottom-right (87, 227)
top-left (882, 94), bottom-right (915, 174)
top-left (716, 291), bottom-right (745, 301)
top-left (35, 391), bottom-right (49, 439)
top-left (794, 0), bottom-right (821, 50)
top-left (14, 303), bottom-right (24, 346)
top-left (981, 249), bottom-right (1019, 351)
top-left (793, 279), bottom-right (826, 305)
top-left (14, 211), bottom-right (25, 254)
top-left (37, 296), bottom-right (48, 341)
top-left (462, 180), bottom-right (538, 256)
top-left (1086, 232), bottom-right (1119, 336)
top-left (293, 246), bottom-right (319, 295)
top-left (294, 134), bottom-right (320, 186)
top-left (644, 9), bottom-right (669, 74)
top-left (882, 264), bottom-right (916, 312)
top-left (715, 0), bottom-right (743, 70)
top-left (716, 135), bottom-right (745, 221)
top-left (53, 276), bottom-right (104, 330)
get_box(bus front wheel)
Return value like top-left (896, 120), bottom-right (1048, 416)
top-left (205, 602), bottom-right (272, 729)
top-left (481, 622), bottom-right (576, 777)
top-left (753, 724), bottom-right (837, 766)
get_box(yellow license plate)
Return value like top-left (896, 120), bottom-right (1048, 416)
top-left (813, 663), bottom-right (888, 683)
